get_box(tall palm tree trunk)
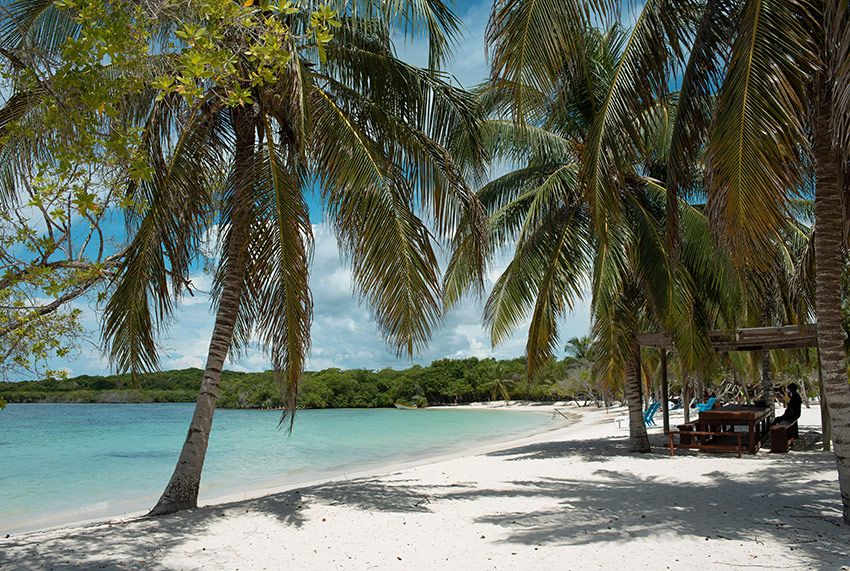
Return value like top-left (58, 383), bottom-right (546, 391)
top-left (813, 77), bottom-right (850, 523)
top-left (149, 107), bottom-right (256, 516)
top-left (627, 341), bottom-right (651, 452)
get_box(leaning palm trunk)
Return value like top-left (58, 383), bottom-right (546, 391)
top-left (627, 343), bottom-right (651, 453)
top-left (149, 108), bottom-right (255, 516)
top-left (813, 77), bottom-right (850, 523)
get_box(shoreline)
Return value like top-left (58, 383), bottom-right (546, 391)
top-left (4, 404), bottom-right (844, 570)
top-left (2, 402), bottom-right (581, 537)
top-left (198, 405), bottom-right (581, 518)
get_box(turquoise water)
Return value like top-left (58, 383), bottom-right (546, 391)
top-left (0, 404), bottom-right (556, 533)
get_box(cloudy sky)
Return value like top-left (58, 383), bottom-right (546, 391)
top-left (54, 0), bottom-right (593, 377)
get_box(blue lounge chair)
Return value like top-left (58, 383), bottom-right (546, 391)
top-left (695, 396), bottom-right (717, 412)
top-left (643, 401), bottom-right (661, 427)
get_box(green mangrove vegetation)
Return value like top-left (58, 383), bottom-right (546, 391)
top-left (0, 357), bottom-right (592, 409)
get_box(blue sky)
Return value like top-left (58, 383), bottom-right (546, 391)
top-left (51, 0), bottom-right (592, 378)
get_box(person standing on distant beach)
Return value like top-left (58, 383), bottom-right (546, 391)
top-left (773, 383), bottom-right (802, 425)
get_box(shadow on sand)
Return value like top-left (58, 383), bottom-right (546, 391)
top-left (1, 437), bottom-right (846, 570)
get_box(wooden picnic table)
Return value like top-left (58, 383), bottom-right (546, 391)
top-left (695, 404), bottom-right (773, 454)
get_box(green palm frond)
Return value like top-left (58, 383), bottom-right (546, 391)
top-left (0, 86), bottom-right (47, 207)
top-left (252, 119), bottom-right (313, 429)
top-left (484, 196), bottom-right (591, 372)
top-left (475, 78), bottom-right (549, 123)
top-left (580, 0), bottom-right (696, 238)
top-left (706, 0), bottom-right (816, 264)
top-left (826, 0), bottom-right (850, 151)
top-left (337, 0), bottom-right (462, 69)
top-left (311, 87), bottom-right (443, 356)
top-left (0, 0), bottom-right (79, 55)
top-left (443, 164), bottom-right (552, 308)
top-left (625, 185), bottom-right (673, 319)
top-left (334, 178), bottom-right (443, 356)
top-left (590, 279), bottom-right (636, 393)
top-left (103, 103), bottom-right (222, 375)
top-left (318, 60), bottom-right (486, 245)
top-left (480, 120), bottom-right (575, 166)
top-left (667, 0), bottom-right (737, 200)
top-left (487, 0), bottom-right (609, 119)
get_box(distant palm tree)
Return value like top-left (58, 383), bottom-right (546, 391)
top-left (1, 0), bottom-right (486, 515)
top-left (486, 377), bottom-right (515, 405)
top-left (565, 336), bottom-right (592, 363)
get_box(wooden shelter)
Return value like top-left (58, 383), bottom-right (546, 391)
top-left (635, 325), bottom-right (819, 434)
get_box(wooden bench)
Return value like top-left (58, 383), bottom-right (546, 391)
top-left (677, 422), bottom-right (696, 445)
top-left (770, 419), bottom-right (799, 453)
top-left (668, 429), bottom-right (743, 458)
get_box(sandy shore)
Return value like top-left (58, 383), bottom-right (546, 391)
top-left (1, 403), bottom-right (847, 570)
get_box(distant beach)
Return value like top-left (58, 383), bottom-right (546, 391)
top-left (1, 404), bottom-right (845, 570)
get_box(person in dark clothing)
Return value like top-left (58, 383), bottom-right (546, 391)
top-left (773, 383), bottom-right (802, 424)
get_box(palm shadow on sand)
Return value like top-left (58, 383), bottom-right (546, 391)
top-left (1, 437), bottom-right (845, 570)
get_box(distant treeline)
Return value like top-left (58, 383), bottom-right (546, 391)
top-left (0, 357), bottom-right (588, 409)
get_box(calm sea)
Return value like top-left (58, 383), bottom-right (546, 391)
top-left (0, 403), bottom-right (556, 533)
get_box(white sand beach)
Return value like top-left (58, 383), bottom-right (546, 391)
top-left (1, 404), bottom-right (847, 570)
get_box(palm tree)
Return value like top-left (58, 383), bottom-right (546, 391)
top-left (698, 0), bottom-right (850, 521)
top-left (485, 374), bottom-right (516, 405)
top-left (483, 0), bottom-right (850, 522)
top-left (446, 24), bottom-right (739, 453)
top-left (564, 335), bottom-right (603, 403)
top-left (1, 0), bottom-right (486, 515)
top-left (565, 336), bottom-right (592, 362)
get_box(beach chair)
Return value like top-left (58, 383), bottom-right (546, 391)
top-left (695, 396), bottom-right (717, 412)
top-left (643, 401), bottom-right (661, 427)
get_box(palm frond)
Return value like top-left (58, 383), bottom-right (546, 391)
top-left (311, 88), bottom-right (442, 356)
top-left (487, 0), bottom-right (610, 119)
top-left (103, 102), bottom-right (222, 374)
top-left (667, 0), bottom-right (738, 201)
top-left (0, 0), bottom-right (79, 56)
top-left (580, 0), bottom-right (697, 239)
top-left (706, 0), bottom-right (816, 264)
top-left (252, 116), bottom-right (313, 429)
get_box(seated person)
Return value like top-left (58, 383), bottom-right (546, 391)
top-left (773, 383), bottom-right (802, 425)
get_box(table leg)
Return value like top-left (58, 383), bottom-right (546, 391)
top-left (748, 423), bottom-right (754, 454)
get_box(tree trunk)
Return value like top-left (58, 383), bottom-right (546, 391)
top-left (682, 370), bottom-right (691, 424)
top-left (800, 375), bottom-right (810, 408)
top-left (761, 292), bottom-right (775, 409)
top-left (813, 76), bottom-right (850, 523)
top-left (818, 361), bottom-right (832, 452)
top-left (149, 107), bottom-right (256, 516)
top-left (627, 342), bottom-right (651, 453)
top-left (660, 350), bottom-right (669, 434)
top-left (761, 350), bottom-right (774, 418)
top-left (735, 369), bottom-right (750, 404)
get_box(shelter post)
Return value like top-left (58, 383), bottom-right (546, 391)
top-left (661, 349), bottom-right (669, 433)
top-left (817, 354), bottom-right (832, 452)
